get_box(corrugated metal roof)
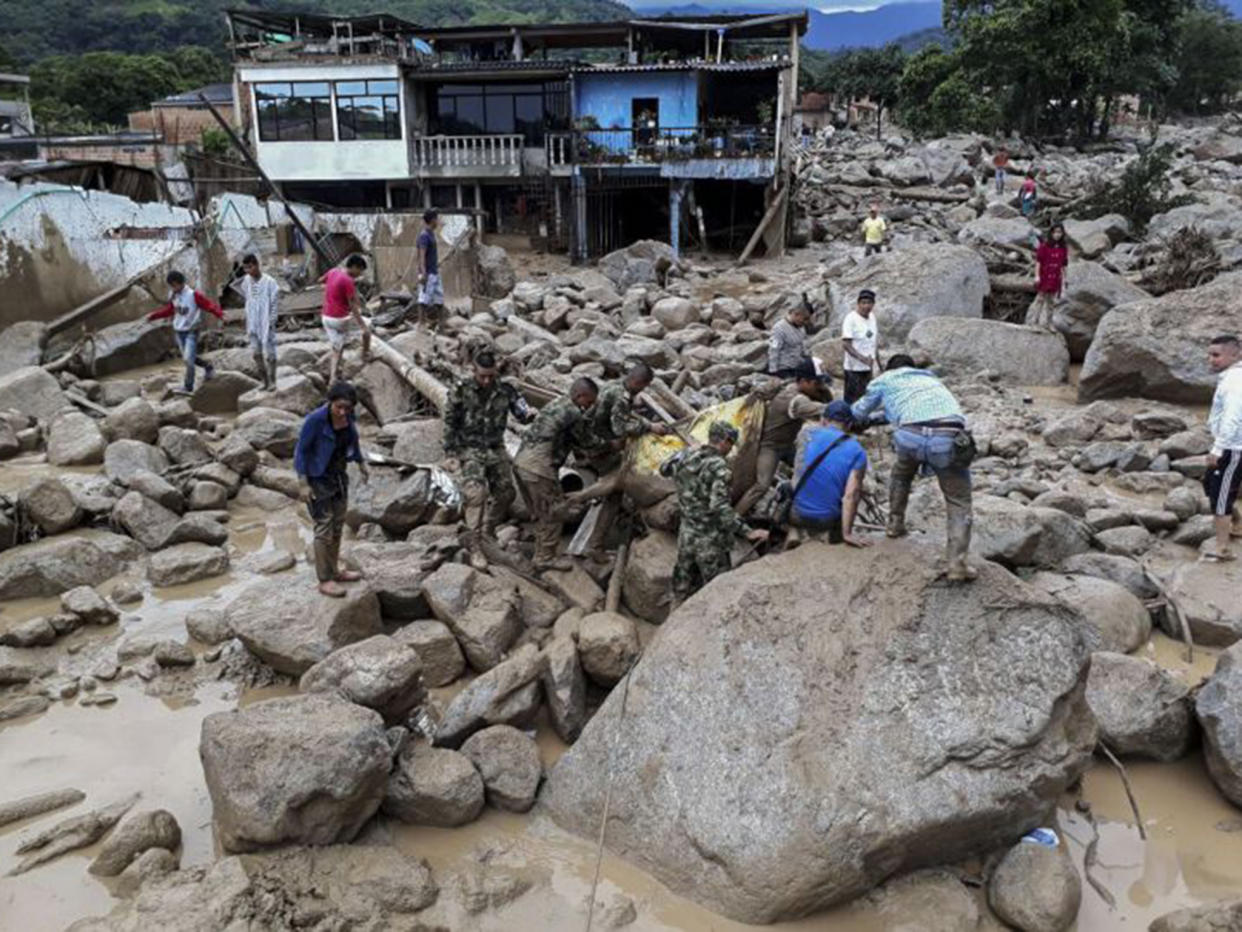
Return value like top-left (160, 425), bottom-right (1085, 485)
top-left (570, 60), bottom-right (785, 74)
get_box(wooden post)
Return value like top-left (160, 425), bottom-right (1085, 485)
top-left (368, 333), bottom-right (449, 411)
top-left (736, 184), bottom-right (788, 265)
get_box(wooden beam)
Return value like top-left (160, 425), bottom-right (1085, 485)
top-left (736, 183), bottom-right (789, 265)
top-left (368, 332), bottom-right (449, 412)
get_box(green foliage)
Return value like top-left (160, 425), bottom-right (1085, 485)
top-left (1168, 1), bottom-right (1242, 114)
top-left (805, 44), bottom-right (906, 137)
top-left (199, 126), bottom-right (231, 158)
top-left (1077, 142), bottom-right (1195, 230)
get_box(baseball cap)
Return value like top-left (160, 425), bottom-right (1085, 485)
top-left (792, 359), bottom-right (823, 382)
top-left (858, 289), bottom-right (876, 302)
top-left (823, 400), bottom-right (854, 424)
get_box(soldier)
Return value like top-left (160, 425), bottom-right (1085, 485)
top-left (573, 363), bottom-right (669, 561)
top-left (513, 377), bottom-right (599, 570)
top-left (661, 421), bottom-right (769, 605)
top-left (442, 351), bottom-right (534, 570)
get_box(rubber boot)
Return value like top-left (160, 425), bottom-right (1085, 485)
top-left (265, 357), bottom-right (278, 391)
top-left (945, 516), bottom-right (976, 582)
top-left (253, 353), bottom-right (270, 390)
top-left (886, 473), bottom-right (912, 539)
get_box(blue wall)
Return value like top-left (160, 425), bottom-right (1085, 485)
top-left (574, 71), bottom-right (698, 131)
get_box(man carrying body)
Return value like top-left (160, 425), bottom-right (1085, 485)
top-left (417, 209), bottom-right (444, 328)
top-left (768, 303), bottom-right (811, 378)
top-left (789, 400), bottom-right (869, 547)
top-left (736, 359), bottom-right (831, 517)
top-left (841, 288), bottom-right (880, 405)
top-left (513, 378), bottom-right (599, 570)
top-left (851, 355), bottom-right (976, 582)
top-left (860, 204), bottom-right (887, 256)
top-left (320, 254), bottom-right (371, 386)
top-left (443, 350), bottom-right (535, 570)
top-left (146, 270), bottom-right (224, 395)
top-left (660, 422), bottom-right (768, 605)
top-left (237, 253), bottom-right (280, 390)
top-left (1205, 334), bottom-right (1242, 562)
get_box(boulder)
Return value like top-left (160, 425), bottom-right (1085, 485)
top-left (1149, 899), bottom-right (1242, 932)
top-left (1095, 525), bottom-right (1154, 558)
top-left (435, 643), bottom-right (543, 747)
top-left (913, 494), bottom-right (1092, 568)
top-left (20, 478), bottom-right (83, 535)
top-left (61, 585), bottom-right (119, 625)
top-left (542, 635), bottom-right (588, 743)
top-left (113, 491), bottom-right (180, 550)
top-left (1059, 553), bottom-right (1158, 601)
top-left (47, 410), bottom-right (107, 466)
top-left (299, 635), bottom-right (426, 723)
top-left (825, 244), bottom-right (989, 342)
top-left (89, 810), bottom-right (181, 877)
top-left (1163, 559), bottom-right (1242, 647)
top-left (460, 724), bottom-right (543, 813)
top-left (958, 215), bottom-right (1035, 249)
top-left (347, 541), bottom-right (430, 619)
top-left (126, 470), bottom-right (184, 513)
top-left (392, 620), bottom-right (464, 687)
top-left (476, 243), bottom-right (517, 298)
top-left (543, 541), bottom-right (1095, 923)
top-left (0, 321), bottom-right (47, 377)
top-left (215, 433), bottom-right (258, 476)
top-left (0, 365), bottom-right (71, 423)
top-left (1086, 652), bottom-right (1195, 761)
top-left (147, 543), bottom-right (229, 587)
top-left (189, 371), bottom-right (262, 415)
top-left (651, 296), bottom-right (698, 331)
top-left (421, 564), bottom-right (521, 671)
top-left (0, 646), bottom-right (54, 684)
top-left (909, 318), bottom-right (1069, 385)
top-left (1052, 262), bottom-right (1150, 361)
top-left (599, 239), bottom-right (676, 291)
top-left (622, 530), bottom-right (677, 623)
top-left (238, 373), bottom-right (320, 416)
top-left (104, 440), bottom-right (169, 484)
top-left (185, 609), bottom-right (232, 645)
top-left (225, 578), bottom-right (383, 675)
top-left (187, 481), bottom-right (228, 511)
top-left (383, 742), bottom-right (485, 827)
top-left (347, 469), bottom-right (440, 536)
top-left (987, 840), bottom-right (1081, 932)
top-left (1196, 642), bottom-right (1242, 807)
top-left (355, 361), bottom-right (414, 425)
top-left (90, 320), bottom-right (171, 377)
top-left (1029, 572), bottom-right (1151, 653)
top-left (199, 694), bottom-right (391, 852)
top-left (390, 418), bottom-right (445, 464)
top-left (577, 612), bottom-right (640, 687)
top-left (234, 407), bottom-right (301, 457)
top-left (860, 869), bottom-right (989, 931)
top-left (0, 532), bottom-right (140, 599)
top-left (156, 426), bottom-right (212, 466)
top-left (1080, 272), bottom-right (1242, 404)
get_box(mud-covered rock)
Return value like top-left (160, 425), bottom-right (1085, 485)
top-left (435, 643), bottom-right (543, 747)
top-left (909, 318), bottom-right (1070, 385)
top-left (383, 742), bottom-right (485, 827)
top-left (89, 810), bottom-right (181, 877)
top-left (47, 410), bottom-right (107, 466)
top-left (622, 530), bottom-right (676, 623)
top-left (299, 634), bottom-right (426, 723)
top-left (421, 564), bottom-right (521, 671)
top-left (1149, 898), bottom-right (1242, 932)
top-left (0, 365), bottom-right (71, 423)
top-left (147, 543), bottom-right (230, 587)
top-left (392, 620), bottom-right (465, 687)
top-left (460, 724), bottom-right (542, 813)
top-left (1196, 643), bottom-right (1242, 808)
top-left (577, 612), bottom-right (640, 687)
top-left (20, 478), bottom-right (83, 535)
top-left (104, 440), bottom-right (169, 484)
top-left (542, 635), bottom-right (588, 743)
top-left (0, 531), bottom-right (140, 599)
top-left (1029, 573), bottom-right (1152, 653)
top-left (987, 840), bottom-right (1081, 932)
top-left (1086, 652), bottom-right (1195, 761)
top-left (104, 397), bottom-right (159, 444)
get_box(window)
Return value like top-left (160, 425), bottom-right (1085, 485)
top-left (430, 81), bottom-right (568, 145)
top-left (336, 79), bottom-right (401, 140)
top-left (254, 82), bottom-right (332, 141)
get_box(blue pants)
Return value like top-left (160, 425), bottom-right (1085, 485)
top-left (173, 330), bottom-right (211, 391)
top-left (889, 426), bottom-right (973, 567)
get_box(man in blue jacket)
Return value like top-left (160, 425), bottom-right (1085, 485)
top-left (294, 382), bottom-right (371, 597)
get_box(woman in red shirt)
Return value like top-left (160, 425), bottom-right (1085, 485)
top-left (1028, 222), bottom-right (1068, 331)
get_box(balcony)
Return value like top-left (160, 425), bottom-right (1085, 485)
top-left (411, 134), bottom-right (525, 178)
top-left (546, 125), bottom-right (776, 174)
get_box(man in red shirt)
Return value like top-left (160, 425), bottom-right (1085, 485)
top-left (320, 254), bottom-right (371, 386)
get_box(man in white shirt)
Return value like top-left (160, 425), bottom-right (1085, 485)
top-left (1205, 334), bottom-right (1242, 561)
top-left (841, 289), bottom-right (879, 404)
top-left (237, 253), bottom-right (281, 390)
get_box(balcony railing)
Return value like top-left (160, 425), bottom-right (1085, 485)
top-left (546, 125), bottom-right (776, 167)
top-left (412, 134), bottom-right (524, 169)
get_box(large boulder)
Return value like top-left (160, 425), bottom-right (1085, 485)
top-left (577, 611), bottom-right (640, 687)
top-left (238, 373), bottom-right (320, 417)
top-left (476, 243), bottom-right (516, 298)
top-left (435, 643), bottom-right (543, 748)
top-left (355, 361), bottom-right (414, 425)
top-left (909, 318), bottom-right (1069, 385)
top-left (542, 541), bottom-right (1096, 923)
top-left (225, 578), bottom-right (383, 675)
top-left (599, 239), bottom-right (676, 291)
top-left (47, 410), bottom-right (107, 466)
top-left (392, 620), bottom-right (464, 687)
top-left (541, 635), bottom-right (588, 743)
top-left (1196, 642), bottom-right (1242, 808)
top-left (1051, 261), bottom-right (1150, 361)
top-left (90, 320), bottom-right (171, 377)
top-left (299, 634), bottom-right (426, 723)
top-left (1085, 652), bottom-right (1195, 761)
top-left (1079, 272), bottom-right (1242, 404)
top-left (347, 469), bottom-right (441, 536)
top-left (957, 214), bottom-right (1035, 249)
top-left (621, 530), bottom-right (677, 623)
top-left (20, 477), bottom-right (83, 535)
top-left (147, 543), bottom-right (229, 587)
top-left (825, 244), bottom-right (989, 342)
top-left (911, 493), bottom-right (1092, 568)
top-left (199, 694), bottom-right (391, 852)
top-left (460, 724), bottom-right (542, 813)
top-left (1029, 572), bottom-right (1152, 653)
top-left (104, 440), bottom-right (169, 484)
top-left (104, 397), bottom-right (159, 444)
top-left (0, 366), bottom-right (70, 423)
top-left (234, 406), bottom-right (301, 457)
top-left (190, 371), bottom-right (262, 415)
top-left (0, 321), bottom-right (47, 377)
top-left (1161, 558), bottom-right (1242, 647)
top-left (0, 531), bottom-right (140, 599)
top-left (421, 564), bottom-right (521, 671)
top-left (384, 742), bottom-right (484, 827)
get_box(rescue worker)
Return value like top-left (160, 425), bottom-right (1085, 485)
top-left (661, 422), bottom-right (768, 605)
top-left (513, 377), bottom-right (599, 570)
top-left (442, 350), bottom-right (534, 569)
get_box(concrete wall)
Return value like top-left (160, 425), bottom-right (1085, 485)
top-left (574, 71), bottom-right (698, 131)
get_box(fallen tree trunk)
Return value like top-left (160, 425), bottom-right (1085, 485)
top-left (990, 275), bottom-right (1038, 295)
top-left (369, 333), bottom-right (449, 412)
top-left (647, 377), bottom-right (698, 420)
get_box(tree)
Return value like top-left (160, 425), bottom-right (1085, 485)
top-left (813, 44), bottom-right (906, 139)
top-left (1168, 2), bottom-right (1242, 114)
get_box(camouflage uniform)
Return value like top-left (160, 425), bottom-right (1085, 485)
top-left (576, 381), bottom-right (656, 553)
top-left (661, 444), bottom-right (750, 598)
top-left (514, 395), bottom-right (590, 564)
top-left (443, 376), bottom-right (533, 537)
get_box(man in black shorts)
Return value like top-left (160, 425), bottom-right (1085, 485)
top-left (1205, 334), bottom-right (1242, 561)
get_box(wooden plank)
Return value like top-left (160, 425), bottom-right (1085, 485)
top-left (736, 184), bottom-right (789, 266)
top-left (46, 282), bottom-right (134, 336)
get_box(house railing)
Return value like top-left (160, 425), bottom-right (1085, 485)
top-left (545, 125), bottom-right (776, 167)
top-left (412, 134), bottom-right (524, 169)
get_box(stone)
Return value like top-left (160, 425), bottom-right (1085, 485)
top-left (0, 646), bottom-right (54, 684)
top-left (542, 635), bottom-right (588, 743)
top-left (148, 543), bottom-right (229, 587)
top-left (1059, 553), bottom-right (1158, 601)
top-left (234, 406), bottom-right (301, 457)
top-left (156, 426), bottom-right (212, 466)
top-left (99, 380), bottom-right (141, 407)
top-left (392, 620), bottom-right (465, 687)
top-left (238, 372), bottom-right (320, 416)
top-left (1086, 652), bottom-right (1195, 761)
top-left (192, 462), bottom-right (241, 497)
top-left (215, 433), bottom-right (258, 476)
top-left (987, 840), bottom-right (1081, 932)
top-left (61, 585), bottom-right (119, 625)
top-left (126, 469), bottom-right (185, 513)
top-left (383, 742), bottom-right (485, 827)
top-left (909, 318), bottom-right (1069, 385)
top-left (113, 847), bottom-right (177, 899)
top-left (299, 635), bottom-right (426, 723)
top-left (477, 243), bottom-right (517, 297)
top-left (347, 469), bottom-right (439, 536)
top-left (651, 296), bottom-right (698, 331)
top-left (421, 564), bottom-right (522, 671)
top-left (153, 398), bottom-right (196, 428)
top-left (622, 529), bottom-right (676, 623)
top-left (47, 411), bottom-right (107, 466)
top-left (1164, 559), bottom-right (1242, 646)
top-left (89, 810), bottom-right (181, 877)
top-left (1042, 409), bottom-right (1103, 447)
top-left (390, 418), bottom-right (445, 464)
top-left (435, 643), bottom-right (543, 747)
top-left (185, 609), bottom-right (231, 645)
top-left (113, 491), bottom-right (180, 550)
top-left (1095, 525), bottom-right (1155, 558)
top-left (355, 361), bottom-right (414, 425)
top-left (189, 371), bottom-right (261, 415)
top-left (154, 640), bottom-right (195, 667)
top-left (0, 531), bottom-right (140, 599)
top-left (0, 616), bottom-right (58, 647)
top-left (348, 541), bottom-right (429, 619)
top-left (104, 440), bottom-right (169, 484)
top-left (0, 695), bottom-right (51, 721)
top-left (577, 612), bottom-right (640, 687)
top-left (1029, 572), bottom-right (1151, 653)
top-left (1132, 410), bottom-right (1189, 440)
top-left (542, 541), bottom-right (1096, 924)
top-left (249, 465), bottom-right (301, 500)
top-left (20, 478), bottom-right (83, 535)
top-left (0, 321), bottom-right (47, 377)
top-left (225, 577), bottom-right (383, 675)
top-left (599, 239), bottom-right (677, 291)
top-left (187, 481), bottom-right (229, 511)
top-left (0, 366), bottom-right (71, 423)
top-left (199, 694), bottom-right (391, 852)
top-left (460, 724), bottom-right (543, 813)
top-left (922, 495), bottom-right (1093, 568)
top-left (0, 419), bottom-right (18, 459)
top-left (1080, 272), bottom-right (1242, 404)
top-left (1149, 899), bottom-right (1242, 932)
top-left (861, 869), bottom-right (988, 932)
top-left (90, 319), bottom-right (171, 377)
top-left (958, 214), bottom-right (1035, 249)
top-left (492, 566), bottom-right (565, 628)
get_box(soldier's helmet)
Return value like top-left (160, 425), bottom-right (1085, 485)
top-left (708, 422), bottom-right (739, 445)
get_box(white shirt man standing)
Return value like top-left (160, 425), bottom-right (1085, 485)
top-left (841, 288), bottom-right (879, 404)
top-left (1205, 333), bottom-right (1242, 561)
top-left (237, 253), bottom-right (281, 391)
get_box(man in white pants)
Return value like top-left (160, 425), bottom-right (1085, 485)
top-left (1205, 334), bottom-right (1242, 561)
top-left (319, 254), bottom-right (370, 386)
top-left (237, 253), bottom-right (281, 390)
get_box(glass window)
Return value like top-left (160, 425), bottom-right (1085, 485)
top-left (254, 82), bottom-right (332, 142)
top-left (485, 95), bottom-right (515, 134)
top-left (335, 80), bottom-right (401, 140)
top-left (430, 81), bottom-right (562, 143)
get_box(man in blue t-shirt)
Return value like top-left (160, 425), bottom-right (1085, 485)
top-left (417, 209), bottom-right (443, 328)
top-left (790, 400), bottom-right (870, 547)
